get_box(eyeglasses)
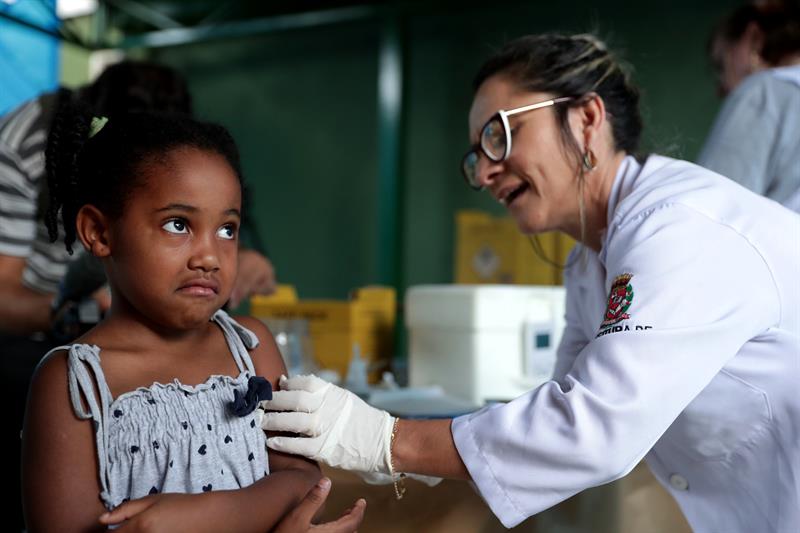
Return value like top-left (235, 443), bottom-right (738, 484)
top-left (461, 96), bottom-right (574, 190)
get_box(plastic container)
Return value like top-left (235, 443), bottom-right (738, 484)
top-left (454, 210), bottom-right (575, 285)
top-left (406, 284), bottom-right (566, 405)
top-left (251, 285), bottom-right (396, 382)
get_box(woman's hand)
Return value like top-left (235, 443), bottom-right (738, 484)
top-left (259, 374), bottom-right (395, 474)
top-left (275, 477), bottom-right (366, 533)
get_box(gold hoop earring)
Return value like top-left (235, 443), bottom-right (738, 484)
top-left (582, 149), bottom-right (597, 172)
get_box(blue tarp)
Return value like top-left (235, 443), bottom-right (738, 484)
top-left (0, 0), bottom-right (59, 116)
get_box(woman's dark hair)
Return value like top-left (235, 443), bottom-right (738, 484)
top-left (45, 98), bottom-right (243, 253)
top-left (473, 33), bottom-right (643, 160)
top-left (711, 1), bottom-right (800, 66)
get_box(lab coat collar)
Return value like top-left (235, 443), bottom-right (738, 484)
top-left (597, 154), bottom-right (641, 266)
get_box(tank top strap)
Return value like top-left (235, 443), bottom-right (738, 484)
top-left (44, 344), bottom-right (115, 505)
top-left (212, 310), bottom-right (259, 375)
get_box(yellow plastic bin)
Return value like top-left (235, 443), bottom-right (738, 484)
top-left (250, 286), bottom-right (396, 382)
top-left (454, 210), bottom-right (575, 286)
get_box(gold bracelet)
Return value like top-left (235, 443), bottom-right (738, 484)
top-left (389, 417), bottom-right (406, 500)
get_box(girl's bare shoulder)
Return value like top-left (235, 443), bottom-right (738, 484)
top-left (232, 315), bottom-right (287, 385)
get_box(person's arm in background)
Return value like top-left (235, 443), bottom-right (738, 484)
top-left (230, 181), bottom-right (276, 307)
top-left (697, 73), bottom-right (776, 194)
top-left (0, 134), bottom-right (53, 335)
top-left (232, 248), bottom-right (276, 307)
top-left (0, 255), bottom-right (53, 334)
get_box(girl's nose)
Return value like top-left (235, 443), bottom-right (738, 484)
top-left (188, 238), bottom-right (220, 272)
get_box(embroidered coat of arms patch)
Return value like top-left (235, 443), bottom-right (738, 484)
top-left (601, 273), bottom-right (634, 327)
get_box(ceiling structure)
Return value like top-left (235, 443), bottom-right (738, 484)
top-left (0, 0), bottom-right (469, 50)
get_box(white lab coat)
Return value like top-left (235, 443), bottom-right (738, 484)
top-left (451, 155), bottom-right (800, 532)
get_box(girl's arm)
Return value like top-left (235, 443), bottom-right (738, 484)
top-left (22, 350), bottom-right (107, 532)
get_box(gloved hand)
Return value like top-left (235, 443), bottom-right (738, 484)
top-left (258, 374), bottom-right (395, 475)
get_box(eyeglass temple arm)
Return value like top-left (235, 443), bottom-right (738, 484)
top-left (504, 96), bottom-right (574, 117)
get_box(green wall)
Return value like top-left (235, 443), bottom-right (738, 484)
top-left (150, 0), bottom-right (737, 300)
top-left (155, 22), bottom-right (380, 299)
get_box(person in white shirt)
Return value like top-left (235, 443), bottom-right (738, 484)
top-left (259, 33), bottom-right (800, 532)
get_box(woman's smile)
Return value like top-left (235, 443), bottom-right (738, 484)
top-left (497, 181), bottom-right (530, 207)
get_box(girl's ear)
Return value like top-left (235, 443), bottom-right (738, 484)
top-left (75, 205), bottom-right (112, 257)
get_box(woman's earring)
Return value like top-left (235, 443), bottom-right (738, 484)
top-left (582, 149), bottom-right (597, 172)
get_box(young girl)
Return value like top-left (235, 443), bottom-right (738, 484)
top-left (21, 107), bottom-right (364, 531)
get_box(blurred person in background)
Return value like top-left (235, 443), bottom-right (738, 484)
top-left (698, 0), bottom-right (800, 211)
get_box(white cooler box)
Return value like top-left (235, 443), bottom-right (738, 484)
top-left (406, 284), bottom-right (566, 405)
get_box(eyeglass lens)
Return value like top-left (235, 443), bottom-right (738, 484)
top-left (480, 116), bottom-right (506, 161)
top-left (462, 151), bottom-right (480, 189)
top-left (462, 114), bottom-right (508, 189)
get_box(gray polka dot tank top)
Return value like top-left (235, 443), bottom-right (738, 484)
top-left (47, 310), bottom-right (269, 510)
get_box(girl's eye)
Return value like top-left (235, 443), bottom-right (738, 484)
top-left (217, 224), bottom-right (236, 240)
top-left (162, 219), bottom-right (188, 234)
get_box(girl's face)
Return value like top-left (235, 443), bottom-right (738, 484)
top-left (468, 75), bottom-right (582, 235)
top-left (106, 147), bottom-right (241, 331)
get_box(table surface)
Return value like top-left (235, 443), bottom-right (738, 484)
top-left (317, 462), bottom-right (692, 533)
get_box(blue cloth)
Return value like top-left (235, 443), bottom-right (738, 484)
top-left (697, 66), bottom-right (800, 212)
top-left (0, 1), bottom-right (59, 116)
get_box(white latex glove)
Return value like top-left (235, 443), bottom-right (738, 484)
top-left (259, 374), bottom-right (395, 475)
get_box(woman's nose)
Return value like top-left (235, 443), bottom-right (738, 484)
top-left (475, 154), bottom-right (504, 189)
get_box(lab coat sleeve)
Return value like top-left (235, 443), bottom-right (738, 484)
top-left (697, 75), bottom-right (776, 195)
top-left (552, 247), bottom-right (590, 382)
top-left (451, 203), bottom-right (780, 528)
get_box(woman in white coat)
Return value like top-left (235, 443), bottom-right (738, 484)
top-left (261, 33), bottom-right (800, 532)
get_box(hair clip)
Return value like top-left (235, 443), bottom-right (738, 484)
top-left (88, 116), bottom-right (108, 138)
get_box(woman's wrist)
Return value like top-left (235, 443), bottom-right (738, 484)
top-left (392, 418), bottom-right (411, 473)
top-left (392, 418), bottom-right (470, 480)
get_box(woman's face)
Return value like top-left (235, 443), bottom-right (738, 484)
top-left (468, 74), bottom-right (582, 235)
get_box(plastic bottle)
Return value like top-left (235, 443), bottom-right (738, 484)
top-left (344, 343), bottom-right (370, 399)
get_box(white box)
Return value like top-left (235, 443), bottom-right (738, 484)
top-left (406, 285), bottom-right (566, 405)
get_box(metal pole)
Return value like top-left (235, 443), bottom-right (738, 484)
top-left (376, 14), bottom-right (405, 291)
